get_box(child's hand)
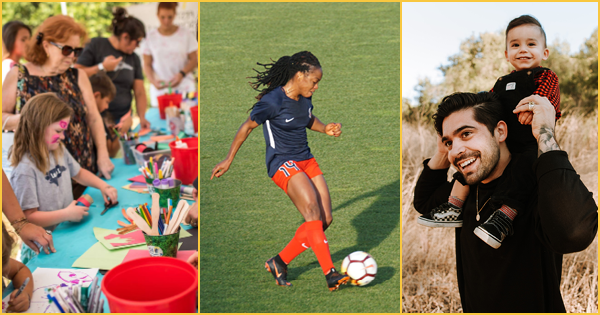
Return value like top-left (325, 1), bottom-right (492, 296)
top-left (517, 111), bottom-right (533, 125)
top-left (7, 290), bottom-right (31, 312)
top-left (187, 251), bottom-right (198, 269)
top-left (101, 185), bottom-right (118, 205)
top-left (325, 123), bottom-right (342, 137)
top-left (65, 201), bottom-right (89, 222)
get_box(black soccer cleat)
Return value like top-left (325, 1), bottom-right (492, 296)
top-left (417, 202), bottom-right (463, 228)
top-left (265, 255), bottom-right (292, 287)
top-left (325, 268), bottom-right (350, 291)
top-left (473, 209), bottom-right (514, 249)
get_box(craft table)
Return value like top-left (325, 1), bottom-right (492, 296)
top-left (2, 108), bottom-right (198, 312)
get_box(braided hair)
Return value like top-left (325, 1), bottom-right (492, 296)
top-left (248, 51), bottom-right (321, 102)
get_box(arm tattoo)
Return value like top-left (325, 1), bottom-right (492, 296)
top-left (538, 126), bottom-right (561, 157)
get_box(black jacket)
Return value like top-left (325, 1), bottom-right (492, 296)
top-left (413, 151), bottom-right (597, 312)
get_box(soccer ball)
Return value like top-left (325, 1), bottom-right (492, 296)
top-left (340, 251), bottom-right (377, 286)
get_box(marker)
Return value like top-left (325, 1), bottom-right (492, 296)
top-left (14, 277), bottom-right (30, 298)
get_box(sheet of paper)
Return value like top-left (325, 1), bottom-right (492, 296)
top-left (71, 242), bottom-right (146, 270)
top-left (2, 268), bottom-right (98, 313)
top-left (94, 227), bottom-right (193, 251)
top-left (121, 183), bottom-right (148, 194)
top-left (127, 174), bottom-right (146, 183)
top-left (122, 249), bottom-right (197, 264)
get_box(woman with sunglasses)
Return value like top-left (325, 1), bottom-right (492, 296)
top-left (75, 7), bottom-right (149, 134)
top-left (2, 15), bottom-right (114, 198)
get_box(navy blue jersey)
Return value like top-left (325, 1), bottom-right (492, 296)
top-left (250, 88), bottom-right (315, 177)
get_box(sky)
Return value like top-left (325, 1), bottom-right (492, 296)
top-left (402, 2), bottom-right (598, 102)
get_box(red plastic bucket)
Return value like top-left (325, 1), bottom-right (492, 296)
top-left (157, 94), bottom-right (182, 119)
top-left (169, 137), bottom-right (198, 185)
top-left (102, 257), bottom-right (197, 313)
top-left (190, 105), bottom-right (198, 134)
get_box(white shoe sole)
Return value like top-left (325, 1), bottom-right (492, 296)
top-left (417, 216), bottom-right (463, 228)
top-left (474, 227), bottom-right (502, 249)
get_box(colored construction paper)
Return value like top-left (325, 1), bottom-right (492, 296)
top-left (128, 174), bottom-right (146, 183)
top-left (72, 242), bottom-right (146, 270)
top-left (94, 227), bottom-right (193, 250)
top-left (2, 268), bottom-right (98, 313)
top-left (122, 249), bottom-right (197, 263)
top-left (131, 182), bottom-right (147, 188)
top-left (121, 183), bottom-right (148, 194)
top-left (138, 127), bottom-right (152, 136)
top-left (150, 135), bottom-right (174, 142)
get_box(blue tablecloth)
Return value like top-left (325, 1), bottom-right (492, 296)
top-left (2, 108), bottom-right (193, 312)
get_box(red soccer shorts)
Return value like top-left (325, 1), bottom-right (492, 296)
top-left (271, 158), bottom-right (323, 193)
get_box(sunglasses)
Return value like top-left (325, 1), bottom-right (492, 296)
top-left (50, 41), bottom-right (83, 57)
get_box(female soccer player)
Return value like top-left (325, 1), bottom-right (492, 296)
top-left (211, 51), bottom-right (348, 291)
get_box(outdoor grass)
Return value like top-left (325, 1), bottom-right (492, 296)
top-left (200, 3), bottom-right (400, 313)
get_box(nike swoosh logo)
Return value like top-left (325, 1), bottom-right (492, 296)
top-left (275, 265), bottom-right (282, 278)
top-left (286, 118), bottom-right (294, 123)
top-left (324, 240), bottom-right (328, 244)
top-left (301, 243), bottom-right (309, 248)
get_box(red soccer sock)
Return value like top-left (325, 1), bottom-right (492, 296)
top-left (279, 223), bottom-right (310, 265)
top-left (304, 220), bottom-right (334, 275)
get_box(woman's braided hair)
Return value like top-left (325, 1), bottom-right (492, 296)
top-left (248, 51), bottom-right (321, 102)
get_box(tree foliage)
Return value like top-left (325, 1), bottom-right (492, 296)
top-left (2, 2), bottom-right (136, 39)
top-left (404, 29), bottom-right (599, 124)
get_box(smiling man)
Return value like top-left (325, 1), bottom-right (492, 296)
top-left (412, 92), bottom-right (597, 312)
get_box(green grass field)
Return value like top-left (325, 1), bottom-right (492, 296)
top-left (200, 3), bottom-right (400, 312)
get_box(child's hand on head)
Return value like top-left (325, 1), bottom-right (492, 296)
top-left (101, 185), bottom-right (118, 205)
top-left (7, 290), bottom-right (31, 312)
top-left (65, 201), bottom-right (89, 222)
top-left (517, 111), bottom-right (533, 125)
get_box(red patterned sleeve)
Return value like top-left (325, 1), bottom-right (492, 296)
top-left (533, 70), bottom-right (561, 120)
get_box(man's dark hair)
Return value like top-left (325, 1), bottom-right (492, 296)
top-left (506, 15), bottom-right (546, 48)
top-left (89, 71), bottom-right (116, 100)
top-left (433, 92), bottom-right (504, 136)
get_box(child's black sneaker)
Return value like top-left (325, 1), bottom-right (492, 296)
top-left (473, 209), bottom-right (514, 249)
top-left (325, 268), bottom-right (350, 291)
top-left (417, 202), bottom-right (463, 228)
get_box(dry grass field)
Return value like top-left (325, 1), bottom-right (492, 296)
top-left (401, 113), bottom-right (598, 313)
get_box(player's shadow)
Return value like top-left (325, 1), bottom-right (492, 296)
top-left (288, 180), bottom-right (400, 285)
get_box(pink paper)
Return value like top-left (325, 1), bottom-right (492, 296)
top-left (128, 175), bottom-right (146, 183)
top-left (138, 127), bottom-right (152, 136)
top-left (122, 249), bottom-right (197, 263)
top-left (104, 230), bottom-right (146, 247)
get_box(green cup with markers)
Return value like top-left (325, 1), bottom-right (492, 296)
top-left (126, 194), bottom-right (193, 258)
top-left (143, 228), bottom-right (180, 258)
top-left (153, 178), bottom-right (181, 209)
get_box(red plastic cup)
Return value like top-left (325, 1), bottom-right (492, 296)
top-left (190, 105), bottom-right (198, 134)
top-left (157, 94), bottom-right (182, 119)
top-left (102, 257), bottom-right (197, 313)
top-left (169, 138), bottom-right (198, 185)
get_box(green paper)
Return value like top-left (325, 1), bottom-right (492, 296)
top-left (93, 227), bottom-right (192, 251)
top-left (72, 242), bottom-right (146, 270)
top-left (72, 241), bottom-right (184, 270)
